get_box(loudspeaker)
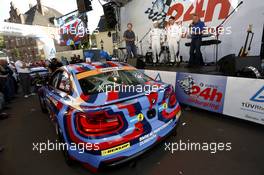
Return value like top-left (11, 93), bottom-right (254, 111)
top-left (136, 55), bottom-right (146, 69)
top-left (76, 0), bottom-right (92, 13)
top-left (103, 2), bottom-right (117, 30)
top-left (145, 52), bottom-right (153, 63)
top-left (218, 54), bottom-right (261, 76)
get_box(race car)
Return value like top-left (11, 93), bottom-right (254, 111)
top-left (38, 61), bottom-right (181, 172)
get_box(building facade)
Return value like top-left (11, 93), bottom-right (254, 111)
top-left (4, 0), bottom-right (66, 61)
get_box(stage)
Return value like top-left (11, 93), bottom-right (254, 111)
top-left (143, 62), bottom-right (223, 75)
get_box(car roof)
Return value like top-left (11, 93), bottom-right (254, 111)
top-left (65, 61), bottom-right (133, 74)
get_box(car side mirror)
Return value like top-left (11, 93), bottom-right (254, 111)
top-left (59, 91), bottom-right (70, 100)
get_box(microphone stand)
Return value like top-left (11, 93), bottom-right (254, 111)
top-left (215, 1), bottom-right (243, 71)
top-left (138, 28), bottom-right (151, 55)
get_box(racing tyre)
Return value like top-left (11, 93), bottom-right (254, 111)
top-left (38, 95), bottom-right (48, 113)
top-left (57, 124), bottom-right (76, 166)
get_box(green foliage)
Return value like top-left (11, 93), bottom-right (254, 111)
top-left (13, 48), bottom-right (20, 57)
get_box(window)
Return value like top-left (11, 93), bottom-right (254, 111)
top-left (50, 71), bottom-right (61, 88)
top-left (78, 70), bottom-right (152, 95)
top-left (58, 71), bottom-right (71, 93)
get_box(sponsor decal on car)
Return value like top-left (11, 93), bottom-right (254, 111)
top-left (159, 103), bottom-right (168, 112)
top-left (100, 67), bottom-right (121, 72)
top-left (101, 142), bottom-right (131, 156)
top-left (139, 119), bottom-right (173, 146)
top-left (137, 113), bottom-right (144, 122)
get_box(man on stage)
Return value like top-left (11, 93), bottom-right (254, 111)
top-left (123, 23), bottom-right (137, 62)
top-left (188, 13), bottom-right (205, 67)
top-left (166, 16), bottom-right (182, 66)
top-left (149, 21), bottom-right (164, 66)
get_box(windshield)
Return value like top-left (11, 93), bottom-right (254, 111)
top-left (78, 70), bottom-right (152, 95)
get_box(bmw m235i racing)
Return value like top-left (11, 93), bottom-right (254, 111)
top-left (38, 61), bottom-right (181, 172)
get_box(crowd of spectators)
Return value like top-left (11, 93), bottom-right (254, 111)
top-left (0, 54), bottom-right (89, 152)
top-left (0, 58), bottom-right (18, 153)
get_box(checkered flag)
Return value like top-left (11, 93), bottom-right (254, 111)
top-left (145, 0), bottom-right (173, 23)
top-left (178, 76), bottom-right (195, 95)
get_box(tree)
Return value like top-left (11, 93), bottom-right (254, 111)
top-left (13, 48), bottom-right (20, 57)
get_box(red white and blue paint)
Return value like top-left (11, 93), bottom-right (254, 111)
top-left (38, 61), bottom-right (181, 172)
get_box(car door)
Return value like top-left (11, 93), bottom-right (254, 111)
top-left (53, 71), bottom-right (72, 115)
top-left (46, 70), bottom-right (72, 118)
top-left (47, 70), bottom-right (72, 117)
top-left (45, 70), bottom-right (62, 116)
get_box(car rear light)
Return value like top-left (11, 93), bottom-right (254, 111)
top-left (164, 86), bottom-right (177, 108)
top-left (169, 93), bottom-right (177, 108)
top-left (76, 111), bottom-right (123, 137)
top-left (164, 86), bottom-right (173, 99)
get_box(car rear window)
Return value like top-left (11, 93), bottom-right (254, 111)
top-left (78, 70), bottom-right (152, 95)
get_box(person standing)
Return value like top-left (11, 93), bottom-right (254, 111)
top-left (123, 23), bottom-right (137, 62)
top-left (15, 58), bottom-right (32, 98)
top-left (166, 16), bottom-right (182, 66)
top-left (188, 13), bottom-right (205, 67)
top-left (48, 58), bottom-right (63, 73)
top-left (75, 55), bottom-right (83, 63)
top-left (149, 21), bottom-right (163, 66)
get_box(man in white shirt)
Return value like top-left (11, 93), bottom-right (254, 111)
top-left (166, 16), bottom-right (182, 66)
top-left (149, 21), bottom-right (164, 65)
top-left (15, 58), bottom-right (31, 98)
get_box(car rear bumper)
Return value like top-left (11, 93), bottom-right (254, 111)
top-left (98, 115), bottom-right (180, 169)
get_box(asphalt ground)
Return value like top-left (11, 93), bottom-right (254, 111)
top-left (0, 94), bottom-right (263, 175)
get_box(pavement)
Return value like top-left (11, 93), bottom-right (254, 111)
top-left (0, 95), bottom-right (264, 175)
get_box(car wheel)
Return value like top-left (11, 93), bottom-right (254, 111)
top-left (38, 95), bottom-right (48, 113)
top-left (57, 124), bottom-right (76, 166)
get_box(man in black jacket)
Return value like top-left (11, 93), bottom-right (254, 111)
top-left (123, 23), bottom-right (137, 62)
top-left (48, 58), bottom-right (63, 73)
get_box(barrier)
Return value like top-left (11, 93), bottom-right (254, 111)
top-left (223, 77), bottom-right (264, 125)
top-left (143, 69), bottom-right (264, 125)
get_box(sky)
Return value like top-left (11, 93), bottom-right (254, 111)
top-left (0, 0), bottom-right (105, 32)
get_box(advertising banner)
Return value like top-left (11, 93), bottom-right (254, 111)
top-left (175, 73), bottom-right (227, 113)
top-left (120, 0), bottom-right (264, 62)
top-left (56, 11), bottom-right (87, 46)
top-left (143, 70), bottom-right (177, 88)
top-left (223, 77), bottom-right (264, 125)
top-left (0, 22), bottom-right (57, 60)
